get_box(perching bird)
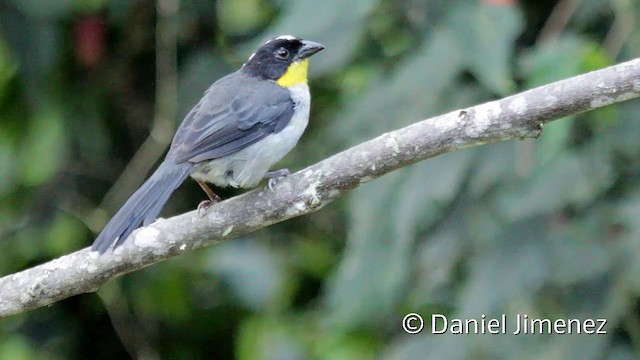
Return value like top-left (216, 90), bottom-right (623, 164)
top-left (92, 35), bottom-right (324, 253)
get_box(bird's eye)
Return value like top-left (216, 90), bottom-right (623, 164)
top-left (275, 48), bottom-right (289, 60)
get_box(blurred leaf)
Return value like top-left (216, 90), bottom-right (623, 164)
top-left (456, 220), bottom-right (550, 317)
top-left (324, 171), bottom-right (405, 328)
top-left (618, 192), bottom-right (640, 292)
top-left (0, 335), bottom-right (36, 360)
top-left (244, 0), bottom-right (377, 75)
top-left (0, 132), bottom-right (17, 196)
top-left (573, 0), bottom-right (612, 26)
top-left (535, 120), bottom-right (573, 165)
top-left (519, 35), bottom-right (582, 87)
top-left (519, 34), bottom-right (609, 87)
top-left (611, 101), bottom-right (640, 156)
top-left (366, 1), bottom-right (420, 58)
top-left (20, 110), bottom-right (67, 185)
top-left (313, 331), bottom-right (380, 360)
top-left (0, 37), bottom-right (18, 101)
top-left (292, 238), bottom-right (337, 278)
top-left (326, 151), bottom-right (472, 328)
top-left (71, 0), bottom-right (106, 13)
top-left (237, 316), bottom-right (307, 360)
top-left (467, 141), bottom-right (515, 196)
top-left (217, 0), bottom-right (272, 35)
top-left (384, 334), bottom-right (468, 360)
top-left (545, 213), bottom-right (617, 286)
top-left (65, 92), bottom-right (111, 164)
top-left (619, 192), bottom-right (640, 239)
top-left (45, 213), bottom-right (87, 255)
top-left (104, 0), bottom-right (135, 26)
top-left (207, 238), bottom-right (288, 311)
top-left (9, 0), bottom-right (71, 19)
top-left (410, 225), bottom-right (463, 306)
top-left (532, 292), bottom-right (620, 360)
top-left (608, 345), bottom-right (638, 360)
top-left (494, 143), bottom-right (613, 222)
top-left (178, 49), bottom-right (231, 119)
top-left (0, 11), bottom-right (61, 106)
top-left (580, 41), bottom-right (611, 71)
top-left (330, 28), bottom-right (465, 146)
top-left (339, 63), bottom-right (379, 98)
top-left (449, 2), bottom-right (522, 95)
top-left (134, 268), bottom-right (192, 321)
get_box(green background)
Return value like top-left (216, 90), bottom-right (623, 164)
top-left (2, 0), bottom-right (640, 358)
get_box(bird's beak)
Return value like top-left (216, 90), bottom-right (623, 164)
top-left (297, 40), bottom-right (325, 60)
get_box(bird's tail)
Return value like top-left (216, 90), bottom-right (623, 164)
top-left (92, 161), bottom-right (192, 253)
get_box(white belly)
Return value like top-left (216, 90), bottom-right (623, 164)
top-left (190, 83), bottom-right (310, 188)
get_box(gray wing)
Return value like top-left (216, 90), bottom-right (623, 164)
top-left (169, 73), bottom-right (294, 164)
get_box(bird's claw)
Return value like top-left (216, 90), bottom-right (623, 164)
top-left (268, 178), bottom-right (277, 193)
top-left (197, 200), bottom-right (212, 217)
top-left (266, 168), bottom-right (291, 193)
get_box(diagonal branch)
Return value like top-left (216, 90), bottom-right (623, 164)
top-left (1, 58), bottom-right (640, 318)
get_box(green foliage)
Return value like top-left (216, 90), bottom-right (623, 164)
top-left (217, 0), bottom-right (272, 35)
top-left (2, 0), bottom-right (640, 359)
top-left (20, 110), bottom-right (68, 185)
top-left (450, 2), bottom-right (522, 95)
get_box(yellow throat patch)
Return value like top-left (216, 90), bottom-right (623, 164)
top-left (276, 59), bottom-right (309, 87)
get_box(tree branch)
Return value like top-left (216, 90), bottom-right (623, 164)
top-left (2, 58), bottom-right (640, 318)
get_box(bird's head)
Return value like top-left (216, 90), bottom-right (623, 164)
top-left (242, 35), bottom-right (325, 87)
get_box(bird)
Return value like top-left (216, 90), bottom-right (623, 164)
top-left (92, 35), bottom-right (324, 253)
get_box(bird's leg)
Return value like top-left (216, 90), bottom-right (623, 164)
top-left (265, 168), bottom-right (291, 193)
top-left (196, 180), bottom-right (221, 216)
top-left (197, 180), bottom-right (222, 202)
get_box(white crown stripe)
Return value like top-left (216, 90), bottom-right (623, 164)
top-left (265, 35), bottom-right (299, 44)
top-left (275, 35), bottom-right (297, 40)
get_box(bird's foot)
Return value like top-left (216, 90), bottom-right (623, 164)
top-left (196, 180), bottom-right (222, 217)
top-left (266, 168), bottom-right (291, 193)
top-left (197, 200), bottom-right (214, 217)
